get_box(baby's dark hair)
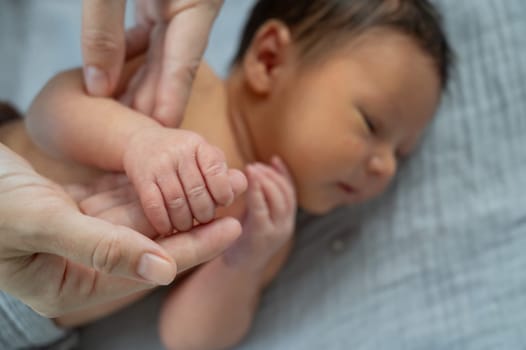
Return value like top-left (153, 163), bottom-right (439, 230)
top-left (232, 0), bottom-right (453, 86)
top-left (0, 102), bottom-right (22, 125)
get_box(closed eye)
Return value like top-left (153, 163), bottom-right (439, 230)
top-left (360, 109), bottom-right (376, 134)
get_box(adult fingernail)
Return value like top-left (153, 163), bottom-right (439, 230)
top-left (137, 253), bottom-right (176, 285)
top-left (84, 66), bottom-right (109, 96)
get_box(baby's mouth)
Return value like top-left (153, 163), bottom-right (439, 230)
top-left (337, 182), bottom-right (357, 195)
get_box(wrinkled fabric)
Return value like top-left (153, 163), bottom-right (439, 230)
top-left (1, 0), bottom-right (525, 349)
top-left (0, 292), bottom-right (67, 350)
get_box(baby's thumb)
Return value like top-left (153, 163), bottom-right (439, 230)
top-left (42, 209), bottom-right (177, 285)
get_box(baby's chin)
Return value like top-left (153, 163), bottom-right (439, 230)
top-left (298, 199), bottom-right (340, 216)
top-left (299, 191), bottom-right (375, 215)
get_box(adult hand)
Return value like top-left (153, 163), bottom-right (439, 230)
top-left (0, 144), bottom-right (241, 317)
top-left (82, 0), bottom-right (223, 126)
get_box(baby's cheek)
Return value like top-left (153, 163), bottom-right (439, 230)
top-left (346, 137), bottom-right (368, 161)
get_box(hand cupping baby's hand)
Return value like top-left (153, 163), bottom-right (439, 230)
top-left (123, 127), bottom-right (247, 235)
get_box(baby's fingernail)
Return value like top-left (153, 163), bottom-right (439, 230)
top-left (137, 253), bottom-right (176, 285)
top-left (84, 66), bottom-right (109, 96)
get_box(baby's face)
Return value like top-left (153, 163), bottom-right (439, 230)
top-left (260, 29), bottom-right (441, 214)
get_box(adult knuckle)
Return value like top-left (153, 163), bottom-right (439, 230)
top-left (91, 232), bottom-right (122, 274)
top-left (83, 29), bottom-right (121, 56)
top-left (167, 60), bottom-right (200, 87)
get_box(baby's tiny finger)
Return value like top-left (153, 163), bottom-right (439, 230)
top-left (197, 144), bottom-right (233, 207)
top-left (271, 156), bottom-right (294, 183)
top-left (254, 163), bottom-right (288, 220)
top-left (156, 172), bottom-right (194, 232)
top-left (270, 157), bottom-right (296, 210)
top-left (179, 153), bottom-right (215, 225)
top-left (228, 169), bottom-right (248, 198)
top-left (137, 180), bottom-right (172, 235)
top-left (246, 165), bottom-right (269, 221)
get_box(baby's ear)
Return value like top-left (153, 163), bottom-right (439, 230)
top-left (242, 20), bottom-right (292, 95)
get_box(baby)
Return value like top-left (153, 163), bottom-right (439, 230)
top-left (17, 0), bottom-right (452, 349)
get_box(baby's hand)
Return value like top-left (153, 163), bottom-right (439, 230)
top-left (224, 157), bottom-right (296, 270)
top-left (123, 127), bottom-right (247, 235)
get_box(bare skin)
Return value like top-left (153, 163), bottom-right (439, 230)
top-left (6, 22), bottom-right (440, 350)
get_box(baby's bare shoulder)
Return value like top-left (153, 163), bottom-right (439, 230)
top-left (192, 62), bottom-right (223, 95)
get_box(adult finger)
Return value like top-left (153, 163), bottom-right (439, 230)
top-left (159, 216), bottom-right (242, 273)
top-left (82, 0), bottom-right (127, 97)
top-left (34, 205), bottom-right (177, 286)
top-left (125, 24), bottom-right (151, 60)
top-left (64, 173), bottom-right (131, 204)
top-left (97, 201), bottom-right (158, 239)
top-left (79, 185), bottom-right (138, 217)
top-left (132, 24), bottom-right (166, 117)
top-left (61, 216), bottom-right (243, 303)
top-left (153, 4), bottom-right (221, 126)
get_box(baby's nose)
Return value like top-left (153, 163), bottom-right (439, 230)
top-left (367, 150), bottom-right (397, 180)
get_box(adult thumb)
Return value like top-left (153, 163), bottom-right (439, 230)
top-left (39, 207), bottom-right (177, 286)
top-left (82, 0), bottom-right (127, 96)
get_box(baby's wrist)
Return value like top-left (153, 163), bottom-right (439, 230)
top-left (221, 249), bottom-right (271, 277)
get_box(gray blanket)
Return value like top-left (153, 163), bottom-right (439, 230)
top-left (1, 0), bottom-right (525, 349)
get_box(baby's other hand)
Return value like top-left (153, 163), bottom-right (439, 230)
top-left (123, 127), bottom-right (247, 235)
top-left (224, 156), bottom-right (296, 270)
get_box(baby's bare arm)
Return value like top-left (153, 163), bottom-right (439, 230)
top-left (26, 66), bottom-right (160, 171)
top-left (158, 160), bottom-right (296, 350)
top-left (26, 61), bottom-right (247, 235)
top-left (158, 241), bottom-right (293, 350)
